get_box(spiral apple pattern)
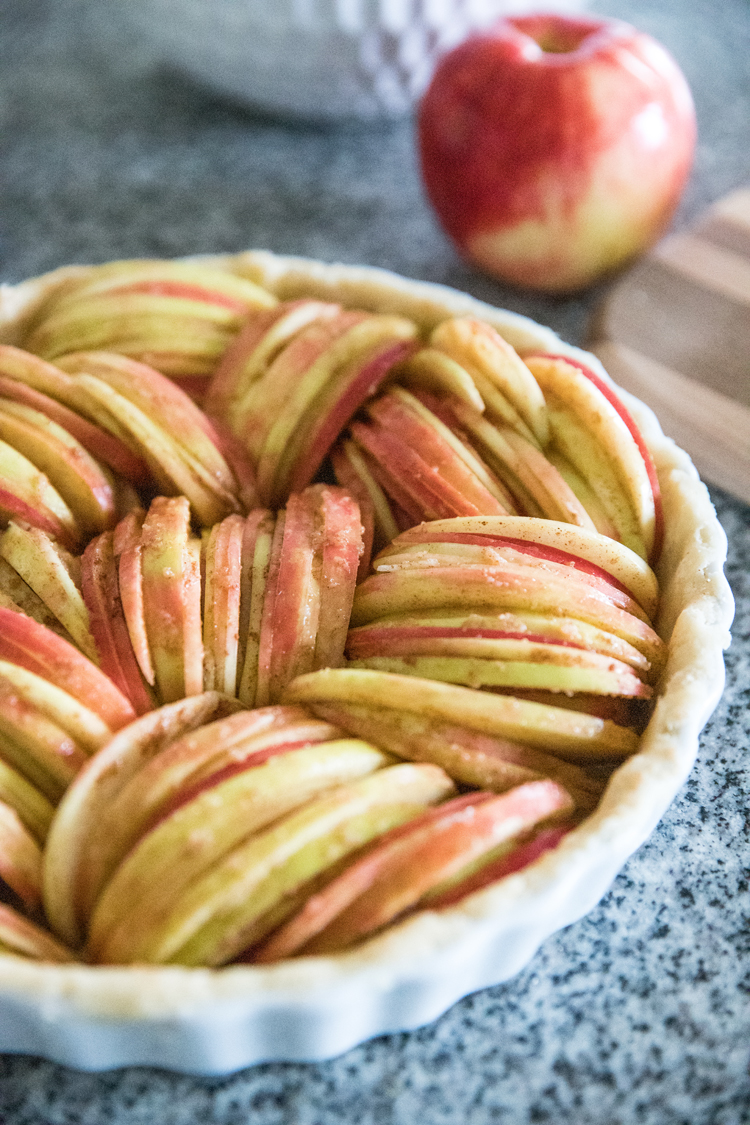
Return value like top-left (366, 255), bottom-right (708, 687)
top-left (0, 257), bottom-right (666, 965)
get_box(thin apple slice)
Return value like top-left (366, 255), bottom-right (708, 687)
top-left (350, 567), bottom-right (659, 657)
top-left (306, 699), bottom-right (603, 810)
top-left (95, 759), bottom-right (453, 967)
top-left (284, 669), bottom-right (640, 758)
top-left (0, 555), bottom-right (74, 638)
top-left (311, 485), bottom-right (363, 671)
top-left (202, 514), bottom-right (245, 695)
top-left (0, 398), bottom-right (117, 535)
top-left (0, 799), bottom-right (43, 910)
top-left (396, 346), bottom-right (486, 411)
top-left (86, 707), bottom-right (342, 899)
top-left (0, 605), bottom-right (136, 734)
top-left (431, 317), bottom-right (549, 446)
top-left (43, 691), bottom-right (242, 947)
top-left (81, 532), bottom-right (154, 715)
top-left (347, 653), bottom-right (651, 700)
top-left (236, 509), bottom-right (276, 707)
top-left (0, 677), bottom-right (86, 801)
top-left (0, 660), bottom-right (112, 754)
top-left (257, 780), bottom-right (572, 959)
top-left (0, 903), bottom-right (77, 962)
top-left (267, 490), bottom-right (323, 703)
top-left (346, 619), bottom-right (655, 678)
top-left (0, 523), bottom-right (97, 661)
top-left (545, 447), bottom-right (620, 539)
top-left (346, 428), bottom-right (426, 526)
top-left (57, 352), bottom-right (238, 494)
top-left (366, 388), bottom-right (515, 514)
top-left (253, 510), bottom-right (286, 709)
top-left (525, 354), bottom-right (659, 562)
top-left (0, 757), bottom-right (55, 843)
top-left (86, 739), bottom-right (400, 964)
top-left (140, 496), bottom-right (203, 704)
top-left (277, 339), bottom-right (417, 503)
top-left (207, 300), bottom-right (343, 421)
top-left (0, 437), bottom-right (80, 549)
top-left (255, 315), bottom-right (418, 505)
top-left (386, 517), bottom-right (659, 620)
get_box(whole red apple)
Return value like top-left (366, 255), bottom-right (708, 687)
top-left (418, 14), bottom-right (696, 293)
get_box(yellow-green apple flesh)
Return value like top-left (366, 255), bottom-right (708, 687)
top-left (140, 497), bottom-right (203, 703)
top-left (418, 14), bottom-right (696, 293)
top-left (255, 315), bottom-right (416, 507)
top-left (525, 353), bottom-right (664, 562)
top-left (0, 675), bottom-right (88, 801)
top-left (312, 485), bottom-right (363, 671)
top-left (237, 509), bottom-right (276, 708)
top-left (0, 345), bottom-right (151, 482)
top-left (0, 399), bottom-right (116, 535)
top-left (390, 517), bottom-right (659, 618)
top-left (96, 760), bottom-right (453, 967)
top-left (0, 902), bottom-right (76, 962)
top-left (396, 347), bottom-right (485, 412)
top-left (0, 798), bottom-right (43, 909)
top-left (43, 692), bottom-right (242, 947)
top-left (0, 605), bottom-right (135, 732)
top-left (305, 699), bottom-right (602, 811)
top-left (0, 523), bottom-right (97, 661)
top-left (430, 318), bottom-right (549, 446)
top-left (368, 388), bottom-right (514, 513)
top-left (0, 437), bottom-right (80, 549)
top-left (284, 669), bottom-right (639, 758)
top-left (202, 514), bottom-right (245, 695)
top-left (81, 532), bottom-right (154, 715)
top-left (206, 300), bottom-right (343, 425)
top-left (0, 660), bottom-right (112, 753)
top-left (0, 756), bottom-right (55, 843)
top-left (85, 741), bottom-right (402, 963)
top-left (256, 780), bottom-right (572, 959)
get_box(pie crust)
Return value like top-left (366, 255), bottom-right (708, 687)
top-left (0, 253), bottom-right (734, 1073)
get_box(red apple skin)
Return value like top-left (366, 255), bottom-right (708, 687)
top-left (418, 15), bottom-right (696, 293)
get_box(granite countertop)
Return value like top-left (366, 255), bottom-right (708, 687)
top-left (0, 0), bottom-right (749, 1120)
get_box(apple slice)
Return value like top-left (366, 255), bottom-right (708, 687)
top-left (350, 567), bottom-right (659, 658)
top-left (306, 699), bottom-right (603, 810)
top-left (255, 779), bottom-right (572, 959)
top-left (544, 446), bottom-right (620, 539)
top-left (431, 317), bottom-right (549, 446)
top-left (385, 517), bottom-right (659, 619)
top-left (396, 346), bottom-right (486, 412)
top-left (253, 510), bottom-right (286, 709)
top-left (347, 653), bottom-right (651, 701)
top-left (346, 426), bottom-right (426, 527)
top-left (0, 756), bottom-right (55, 843)
top-left (0, 606), bottom-right (135, 732)
top-left (0, 660), bottom-right (111, 754)
top-left (95, 759), bottom-right (453, 967)
top-left (532, 353), bottom-right (664, 562)
top-left (309, 485), bottom-right (363, 671)
top-left (207, 300), bottom-right (342, 421)
top-left (0, 523), bottom-right (97, 661)
top-left (284, 669), bottom-right (640, 758)
top-left (0, 676), bottom-right (87, 801)
top-left (236, 509), bottom-right (276, 707)
top-left (43, 691), bottom-right (242, 946)
top-left (86, 739), bottom-right (401, 964)
top-left (0, 903), bottom-right (76, 962)
top-left (255, 315), bottom-right (418, 505)
top-left (0, 398), bottom-right (117, 535)
top-left (0, 555), bottom-right (74, 638)
top-left (202, 514), bottom-right (245, 695)
top-left (81, 531), bottom-right (154, 715)
top-left (525, 354), bottom-right (657, 559)
top-left (0, 437), bottom-right (80, 549)
top-left (140, 496), bottom-right (204, 704)
top-left (0, 799), bottom-right (43, 910)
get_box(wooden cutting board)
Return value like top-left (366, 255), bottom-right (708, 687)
top-left (589, 186), bottom-right (750, 506)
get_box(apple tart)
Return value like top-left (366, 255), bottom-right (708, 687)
top-left (0, 252), bottom-right (732, 1071)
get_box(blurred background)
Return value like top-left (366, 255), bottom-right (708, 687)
top-left (0, 0), bottom-right (749, 1121)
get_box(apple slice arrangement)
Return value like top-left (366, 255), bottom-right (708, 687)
top-left (0, 257), bottom-right (668, 968)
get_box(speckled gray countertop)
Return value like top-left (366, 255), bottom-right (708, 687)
top-left (0, 1), bottom-right (749, 1121)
